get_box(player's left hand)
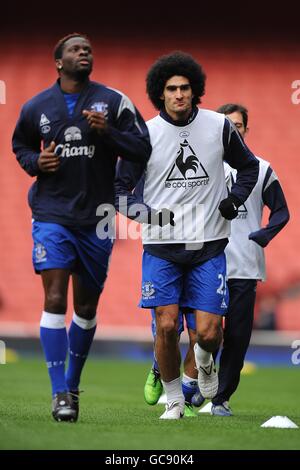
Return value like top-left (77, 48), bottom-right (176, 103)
top-left (82, 110), bottom-right (108, 133)
top-left (248, 230), bottom-right (269, 247)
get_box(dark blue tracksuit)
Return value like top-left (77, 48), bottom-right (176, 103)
top-left (12, 79), bottom-right (151, 226)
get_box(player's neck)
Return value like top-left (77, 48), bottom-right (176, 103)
top-left (161, 106), bottom-right (197, 126)
top-left (60, 76), bottom-right (88, 94)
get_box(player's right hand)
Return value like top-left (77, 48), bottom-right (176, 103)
top-left (218, 195), bottom-right (239, 220)
top-left (38, 141), bottom-right (60, 173)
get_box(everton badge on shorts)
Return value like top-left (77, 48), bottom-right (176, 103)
top-left (142, 281), bottom-right (155, 299)
top-left (34, 243), bottom-right (47, 263)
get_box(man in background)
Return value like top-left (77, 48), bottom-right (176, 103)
top-left (210, 103), bottom-right (289, 415)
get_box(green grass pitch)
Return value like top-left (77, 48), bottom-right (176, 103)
top-left (0, 357), bottom-right (299, 450)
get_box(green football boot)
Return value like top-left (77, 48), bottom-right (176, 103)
top-left (184, 402), bottom-right (198, 417)
top-left (144, 368), bottom-right (163, 405)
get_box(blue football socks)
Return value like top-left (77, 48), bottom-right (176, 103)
top-left (40, 311), bottom-right (68, 396)
top-left (66, 313), bottom-right (96, 392)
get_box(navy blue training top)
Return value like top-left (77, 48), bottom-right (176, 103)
top-left (12, 79), bottom-right (151, 226)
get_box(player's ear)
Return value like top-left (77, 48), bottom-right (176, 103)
top-left (56, 59), bottom-right (63, 71)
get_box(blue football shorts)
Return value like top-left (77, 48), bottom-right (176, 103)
top-left (140, 251), bottom-right (228, 315)
top-left (32, 220), bottom-right (113, 293)
top-left (150, 308), bottom-right (196, 337)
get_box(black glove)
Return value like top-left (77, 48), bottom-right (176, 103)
top-left (148, 208), bottom-right (176, 227)
top-left (218, 195), bottom-right (240, 220)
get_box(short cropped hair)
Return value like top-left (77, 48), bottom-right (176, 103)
top-left (53, 33), bottom-right (90, 60)
top-left (216, 103), bottom-right (248, 128)
top-left (146, 51), bottom-right (206, 110)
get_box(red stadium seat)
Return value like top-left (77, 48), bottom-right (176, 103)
top-left (1, 38), bottom-right (299, 336)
